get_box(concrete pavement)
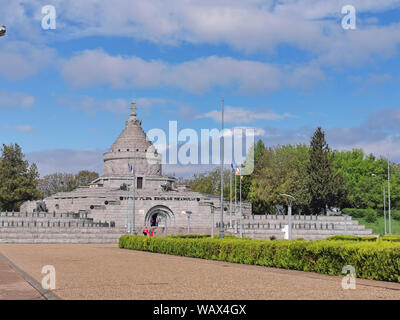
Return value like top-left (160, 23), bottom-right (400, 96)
top-left (0, 255), bottom-right (43, 300)
top-left (0, 243), bottom-right (399, 300)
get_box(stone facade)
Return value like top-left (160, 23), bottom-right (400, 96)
top-left (20, 102), bottom-right (252, 233)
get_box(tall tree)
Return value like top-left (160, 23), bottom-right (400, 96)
top-left (248, 144), bottom-right (310, 214)
top-left (0, 143), bottom-right (42, 211)
top-left (306, 127), bottom-right (345, 214)
top-left (38, 170), bottom-right (99, 198)
top-left (74, 170), bottom-right (99, 186)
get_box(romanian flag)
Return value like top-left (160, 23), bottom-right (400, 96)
top-left (236, 167), bottom-right (241, 176)
top-left (241, 175), bottom-right (244, 182)
top-left (128, 163), bottom-right (136, 178)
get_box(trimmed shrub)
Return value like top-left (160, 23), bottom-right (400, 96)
top-left (119, 235), bottom-right (400, 282)
top-left (382, 235), bottom-right (400, 242)
top-left (167, 234), bottom-right (245, 240)
top-left (326, 235), bottom-right (377, 242)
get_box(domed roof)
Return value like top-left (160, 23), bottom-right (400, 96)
top-left (103, 102), bottom-right (162, 178)
top-left (110, 102), bottom-right (152, 152)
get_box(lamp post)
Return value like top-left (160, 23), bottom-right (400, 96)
top-left (204, 202), bottom-right (215, 238)
top-left (131, 147), bottom-right (137, 235)
top-left (372, 174), bottom-right (387, 235)
top-left (183, 210), bottom-right (192, 234)
top-left (280, 194), bottom-right (295, 240)
top-left (220, 97), bottom-right (225, 239)
top-left (0, 25), bottom-right (6, 37)
top-left (388, 159), bottom-right (392, 234)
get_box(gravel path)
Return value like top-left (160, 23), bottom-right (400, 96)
top-left (0, 255), bottom-right (43, 300)
top-left (0, 244), bottom-right (399, 300)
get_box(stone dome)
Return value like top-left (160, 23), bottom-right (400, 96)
top-left (103, 102), bottom-right (162, 177)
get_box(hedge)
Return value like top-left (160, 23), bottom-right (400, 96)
top-left (382, 235), bottom-right (400, 242)
top-left (326, 235), bottom-right (378, 242)
top-left (167, 234), bottom-right (249, 240)
top-left (119, 235), bottom-right (400, 282)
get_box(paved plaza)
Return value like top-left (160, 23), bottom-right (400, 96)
top-left (0, 244), bottom-right (399, 300)
top-left (0, 256), bottom-right (43, 300)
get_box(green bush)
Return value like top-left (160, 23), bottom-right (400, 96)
top-left (391, 210), bottom-right (400, 221)
top-left (167, 234), bottom-right (244, 239)
top-left (119, 235), bottom-right (400, 282)
top-left (326, 235), bottom-right (377, 242)
top-left (342, 208), bottom-right (377, 219)
top-left (365, 210), bottom-right (378, 223)
top-left (382, 235), bottom-right (400, 242)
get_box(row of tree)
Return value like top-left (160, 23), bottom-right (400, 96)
top-left (188, 127), bottom-right (400, 214)
top-left (0, 143), bottom-right (99, 211)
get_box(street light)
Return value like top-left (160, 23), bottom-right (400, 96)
top-left (220, 97), bottom-right (225, 239)
top-left (280, 194), bottom-right (296, 240)
top-left (182, 210), bottom-right (192, 234)
top-left (0, 25), bottom-right (6, 37)
top-left (372, 174), bottom-right (387, 235)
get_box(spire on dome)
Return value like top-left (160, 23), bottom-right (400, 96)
top-left (130, 102), bottom-right (137, 119)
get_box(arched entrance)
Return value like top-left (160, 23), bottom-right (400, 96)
top-left (145, 205), bottom-right (174, 227)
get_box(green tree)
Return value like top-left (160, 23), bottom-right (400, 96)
top-left (74, 170), bottom-right (99, 186)
top-left (38, 170), bottom-right (99, 197)
top-left (248, 144), bottom-right (310, 214)
top-left (334, 150), bottom-right (400, 210)
top-left (306, 127), bottom-right (345, 214)
top-left (0, 143), bottom-right (42, 211)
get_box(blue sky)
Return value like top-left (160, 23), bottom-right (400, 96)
top-left (0, 0), bottom-right (400, 177)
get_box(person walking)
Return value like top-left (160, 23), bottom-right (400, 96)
top-left (143, 226), bottom-right (148, 236)
top-left (149, 229), bottom-right (154, 237)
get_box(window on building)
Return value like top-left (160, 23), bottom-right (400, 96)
top-left (137, 177), bottom-right (143, 189)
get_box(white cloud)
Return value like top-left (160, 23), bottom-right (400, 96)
top-left (63, 50), bottom-right (328, 93)
top-left (4, 0), bottom-right (400, 69)
top-left (334, 135), bottom-right (400, 161)
top-left (56, 95), bottom-right (169, 115)
top-left (0, 41), bottom-right (57, 80)
top-left (0, 91), bottom-right (35, 109)
top-left (197, 106), bottom-right (294, 124)
top-left (26, 149), bottom-right (105, 177)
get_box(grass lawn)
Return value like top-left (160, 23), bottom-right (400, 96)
top-left (357, 216), bottom-right (400, 236)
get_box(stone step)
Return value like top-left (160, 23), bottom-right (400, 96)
top-left (0, 233), bottom-right (124, 239)
top-left (0, 227), bottom-right (126, 233)
top-left (0, 238), bottom-right (120, 244)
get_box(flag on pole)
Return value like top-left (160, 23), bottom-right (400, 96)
top-left (231, 163), bottom-right (234, 171)
top-left (128, 163), bottom-right (136, 179)
top-left (236, 167), bottom-right (241, 176)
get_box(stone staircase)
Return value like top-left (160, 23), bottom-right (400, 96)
top-left (0, 211), bottom-right (126, 243)
top-left (224, 214), bottom-right (376, 240)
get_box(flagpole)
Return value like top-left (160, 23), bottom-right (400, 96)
top-left (126, 167), bottom-right (129, 233)
top-left (234, 169), bottom-right (237, 233)
top-left (388, 157), bottom-right (392, 234)
top-left (229, 165), bottom-right (232, 227)
top-left (219, 97), bottom-right (225, 239)
top-left (132, 148), bottom-right (137, 235)
top-left (239, 171), bottom-right (242, 238)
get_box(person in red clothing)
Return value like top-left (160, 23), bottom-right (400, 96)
top-left (148, 229), bottom-right (154, 237)
top-left (143, 227), bottom-right (148, 236)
